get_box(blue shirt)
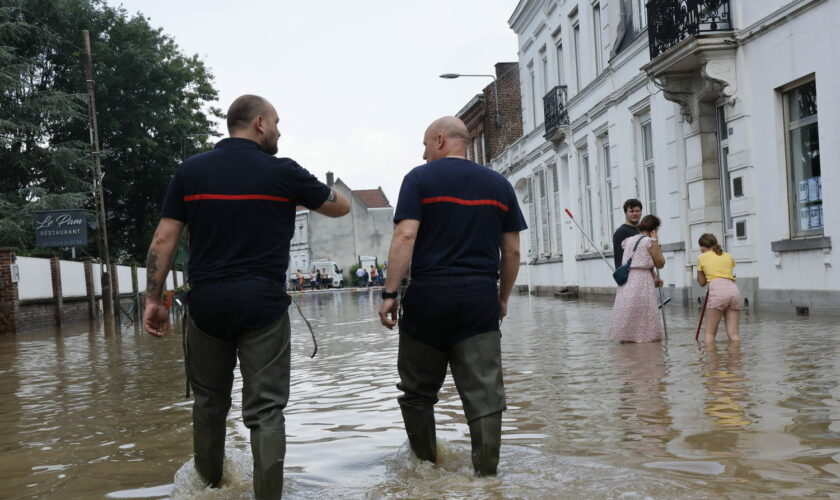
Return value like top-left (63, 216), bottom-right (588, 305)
top-left (394, 158), bottom-right (527, 278)
top-left (160, 138), bottom-right (330, 337)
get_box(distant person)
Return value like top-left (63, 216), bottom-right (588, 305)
top-left (315, 269), bottom-right (322, 289)
top-left (609, 214), bottom-right (665, 343)
top-left (370, 265), bottom-right (378, 287)
top-left (322, 267), bottom-right (330, 288)
top-left (378, 116), bottom-right (526, 476)
top-left (296, 269), bottom-right (305, 291)
top-left (355, 266), bottom-right (366, 286)
top-left (309, 269), bottom-right (316, 289)
top-left (142, 94), bottom-right (350, 498)
top-left (697, 233), bottom-right (742, 343)
top-left (613, 199), bottom-right (642, 269)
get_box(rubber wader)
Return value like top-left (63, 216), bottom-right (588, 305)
top-left (400, 406), bottom-right (437, 463)
top-left (468, 412), bottom-right (502, 476)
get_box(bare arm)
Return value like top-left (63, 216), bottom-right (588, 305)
top-left (378, 219), bottom-right (419, 329)
top-left (697, 270), bottom-right (708, 287)
top-left (315, 188), bottom-right (351, 217)
top-left (498, 231), bottom-right (521, 318)
top-left (649, 233), bottom-right (665, 269)
top-left (143, 217), bottom-right (185, 337)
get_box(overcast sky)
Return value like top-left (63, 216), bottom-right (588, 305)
top-left (107, 1), bottom-right (520, 206)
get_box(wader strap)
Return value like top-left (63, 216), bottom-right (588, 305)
top-left (290, 296), bottom-right (318, 358)
top-left (182, 308), bottom-right (191, 398)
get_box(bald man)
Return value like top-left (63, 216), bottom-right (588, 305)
top-left (378, 116), bottom-right (527, 475)
top-left (143, 94), bottom-right (349, 498)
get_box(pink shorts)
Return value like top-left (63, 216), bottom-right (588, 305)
top-left (708, 278), bottom-right (741, 311)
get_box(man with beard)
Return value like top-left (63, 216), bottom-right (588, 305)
top-left (143, 94), bottom-right (349, 498)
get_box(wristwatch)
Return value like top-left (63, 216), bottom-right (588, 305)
top-left (381, 290), bottom-right (398, 300)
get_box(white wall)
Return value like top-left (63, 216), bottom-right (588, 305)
top-left (17, 257), bottom-right (53, 300)
top-left (136, 267), bottom-right (147, 293)
top-left (742, 0), bottom-right (839, 291)
top-left (117, 265), bottom-right (133, 294)
top-left (93, 265), bottom-right (102, 295)
top-left (60, 261), bottom-right (87, 298)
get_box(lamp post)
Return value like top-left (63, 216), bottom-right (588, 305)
top-left (439, 73), bottom-right (500, 127)
top-left (181, 132), bottom-right (222, 161)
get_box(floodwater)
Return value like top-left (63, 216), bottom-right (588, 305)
top-left (2, 291), bottom-right (840, 499)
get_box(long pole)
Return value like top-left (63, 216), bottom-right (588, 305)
top-left (564, 209), bottom-right (614, 271)
top-left (695, 289), bottom-right (709, 341)
top-left (656, 269), bottom-right (668, 338)
top-left (82, 30), bottom-right (115, 329)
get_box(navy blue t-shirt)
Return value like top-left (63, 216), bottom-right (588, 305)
top-left (160, 138), bottom-right (330, 337)
top-left (394, 158), bottom-right (527, 278)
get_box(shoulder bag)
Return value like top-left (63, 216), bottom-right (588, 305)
top-left (613, 236), bottom-right (646, 286)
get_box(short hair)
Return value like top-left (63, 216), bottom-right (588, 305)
top-left (227, 94), bottom-right (271, 132)
top-left (638, 214), bottom-right (661, 232)
top-left (623, 198), bottom-right (643, 213)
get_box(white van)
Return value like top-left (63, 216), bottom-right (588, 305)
top-left (310, 261), bottom-right (344, 288)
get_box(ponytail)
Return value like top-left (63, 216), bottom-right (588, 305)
top-left (698, 233), bottom-right (723, 254)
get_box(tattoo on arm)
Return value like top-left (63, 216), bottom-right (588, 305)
top-left (327, 189), bottom-right (337, 203)
top-left (146, 248), bottom-right (162, 300)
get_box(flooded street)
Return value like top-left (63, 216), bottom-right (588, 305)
top-left (2, 291), bottom-right (840, 499)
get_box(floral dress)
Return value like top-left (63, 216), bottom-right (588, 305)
top-left (609, 235), bottom-right (663, 342)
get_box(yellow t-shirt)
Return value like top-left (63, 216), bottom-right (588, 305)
top-left (697, 251), bottom-right (736, 282)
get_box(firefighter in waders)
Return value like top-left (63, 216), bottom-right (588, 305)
top-left (143, 95), bottom-right (349, 498)
top-left (378, 116), bottom-right (526, 476)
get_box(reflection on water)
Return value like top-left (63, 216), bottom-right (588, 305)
top-left (1, 291), bottom-right (840, 498)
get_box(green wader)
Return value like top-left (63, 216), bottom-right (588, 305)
top-left (186, 311), bottom-right (291, 499)
top-left (396, 330), bottom-right (506, 476)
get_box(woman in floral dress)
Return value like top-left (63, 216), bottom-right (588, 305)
top-left (609, 215), bottom-right (665, 342)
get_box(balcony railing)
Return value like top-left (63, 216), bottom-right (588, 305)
top-left (543, 85), bottom-right (569, 139)
top-left (647, 0), bottom-right (731, 59)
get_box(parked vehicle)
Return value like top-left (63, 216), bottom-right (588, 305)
top-left (311, 260), bottom-right (344, 288)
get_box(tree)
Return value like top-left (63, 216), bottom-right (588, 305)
top-left (0, 5), bottom-right (91, 250)
top-left (0, 0), bottom-right (221, 261)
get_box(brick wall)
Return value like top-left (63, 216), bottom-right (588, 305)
top-left (0, 248), bottom-right (20, 335)
top-left (456, 62), bottom-right (524, 166)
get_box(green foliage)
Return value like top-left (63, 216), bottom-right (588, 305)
top-left (0, 0), bottom-right (221, 261)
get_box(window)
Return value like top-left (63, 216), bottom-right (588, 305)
top-left (480, 132), bottom-right (487, 164)
top-left (784, 79), bottom-right (821, 236)
top-left (640, 116), bottom-right (656, 215)
top-left (717, 106), bottom-right (732, 231)
top-left (528, 61), bottom-right (537, 128)
top-left (541, 49), bottom-right (549, 102)
top-left (580, 149), bottom-right (594, 245)
top-left (573, 22), bottom-right (581, 91)
top-left (600, 137), bottom-right (615, 240)
top-left (593, 3), bottom-right (603, 74)
top-left (552, 163), bottom-right (563, 255)
top-left (633, 0), bottom-right (647, 32)
top-left (539, 170), bottom-right (551, 255)
top-left (473, 138), bottom-right (480, 164)
top-left (528, 177), bottom-right (538, 258)
top-left (553, 35), bottom-right (565, 86)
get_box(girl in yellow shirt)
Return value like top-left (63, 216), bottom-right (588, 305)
top-left (696, 233), bottom-right (742, 343)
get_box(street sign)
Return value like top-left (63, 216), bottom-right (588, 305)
top-left (34, 210), bottom-right (88, 248)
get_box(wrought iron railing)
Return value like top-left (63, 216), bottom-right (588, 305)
top-left (543, 85), bottom-right (569, 138)
top-left (647, 0), bottom-right (731, 59)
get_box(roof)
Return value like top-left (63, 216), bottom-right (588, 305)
top-left (352, 188), bottom-right (391, 208)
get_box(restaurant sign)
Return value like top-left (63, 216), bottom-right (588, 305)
top-left (34, 210), bottom-right (88, 248)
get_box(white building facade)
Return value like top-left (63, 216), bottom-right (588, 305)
top-left (495, 0), bottom-right (839, 311)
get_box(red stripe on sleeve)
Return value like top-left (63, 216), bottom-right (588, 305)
top-left (184, 194), bottom-right (291, 202)
top-left (421, 196), bottom-right (509, 212)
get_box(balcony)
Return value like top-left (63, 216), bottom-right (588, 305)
top-left (543, 85), bottom-right (569, 142)
top-left (647, 0), bottom-right (731, 60)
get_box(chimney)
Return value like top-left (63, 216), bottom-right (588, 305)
top-left (326, 171), bottom-right (334, 186)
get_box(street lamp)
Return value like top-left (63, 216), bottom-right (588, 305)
top-left (181, 132), bottom-right (222, 161)
top-left (439, 73), bottom-right (501, 127)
